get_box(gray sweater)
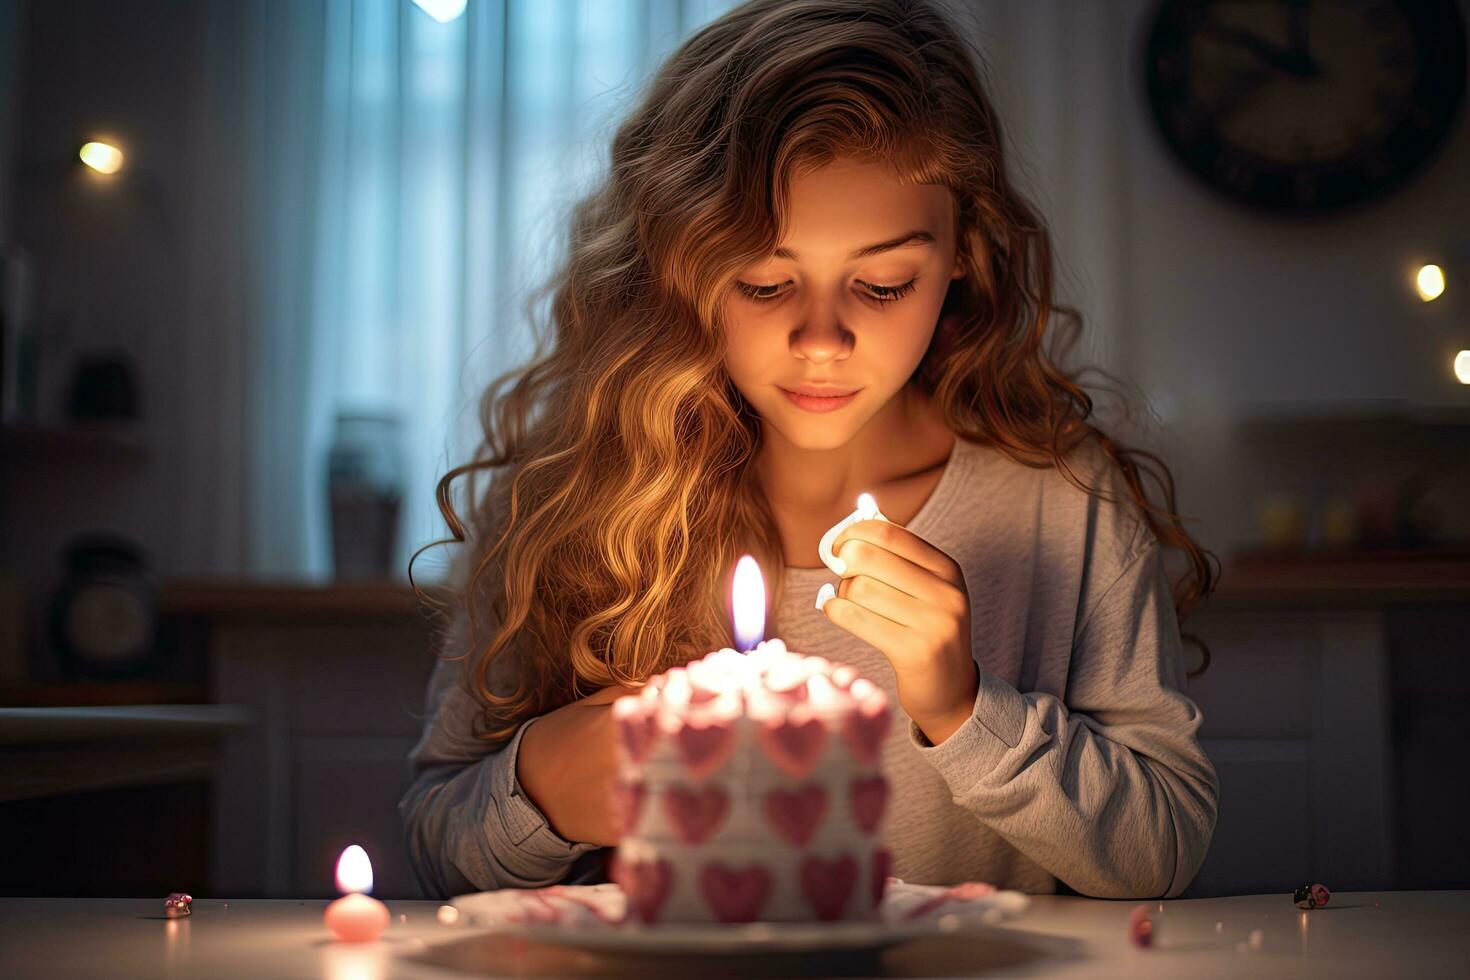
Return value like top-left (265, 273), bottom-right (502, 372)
top-left (399, 434), bottom-right (1219, 900)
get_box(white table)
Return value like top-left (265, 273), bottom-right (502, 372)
top-left (0, 891), bottom-right (1464, 978)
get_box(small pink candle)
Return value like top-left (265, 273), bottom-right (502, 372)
top-left (324, 845), bottom-right (389, 942)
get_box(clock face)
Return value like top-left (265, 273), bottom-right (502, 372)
top-left (65, 583), bottom-right (151, 662)
top-left (1145, 0), bottom-right (1466, 212)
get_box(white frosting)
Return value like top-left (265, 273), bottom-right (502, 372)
top-left (612, 645), bottom-right (891, 924)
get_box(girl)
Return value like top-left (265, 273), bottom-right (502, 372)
top-left (400, 0), bottom-right (1219, 901)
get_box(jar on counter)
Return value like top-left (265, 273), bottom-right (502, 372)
top-left (326, 412), bottom-right (406, 580)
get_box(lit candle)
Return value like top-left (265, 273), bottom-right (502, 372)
top-left (324, 845), bottom-right (389, 942)
top-left (612, 557), bottom-right (891, 791)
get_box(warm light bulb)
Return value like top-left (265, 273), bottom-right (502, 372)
top-left (1416, 264), bottom-right (1446, 302)
top-left (79, 141), bottom-right (123, 174)
top-left (1455, 350), bottom-right (1470, 385)
top-left (411, 0), bottom-right (466, 22)
top-left (335, 844), bottom-right (374, 894)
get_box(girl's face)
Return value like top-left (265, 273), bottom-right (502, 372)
top-left (721, 156), bottom-right (964, 452)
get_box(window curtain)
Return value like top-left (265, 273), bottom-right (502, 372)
top-left (177, 0), bottom-right (1130, 581)
top-left (183, 0), bottom-right (736, 580)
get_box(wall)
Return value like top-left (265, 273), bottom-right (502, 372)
top-left (1, 0), bottom-right (215, 677)
top-left (966, 0), bottom-right (1470, 563)
top-left (0, 0), bottom-right (20, 243)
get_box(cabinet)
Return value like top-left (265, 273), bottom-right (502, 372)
top-left (174, 584), bottom-right (441, 900)
top-left (1180, 552), bottom-right (1470, 896)
top-left (1182, 607), bottom-right (1393, 895)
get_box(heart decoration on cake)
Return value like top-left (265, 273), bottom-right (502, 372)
top-left (612, 855), bottom-right (673, 925)
top-left (613, 779), bottom-right (648, 836)
top-left (699, 862), bottom-right (774, 923)
top-left (664, 784), bottom-right (731, 844)
top-left (799, 854), bottom-right (858, 922)
top-left (843, 697), bottom-right (891, 764)
top-left (848, 775), bottom-right (888, 835)
top-left (618, 712), bottom-right (660, 764)
top-left (763, 784), bottom-right (828, 847)
top-left (675, 719), bottom-right (736, 779)
top-left (757, 714), bottom-right (827, 779)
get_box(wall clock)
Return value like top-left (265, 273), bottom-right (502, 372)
top-left (1144, 0), bottom-right (1466, 213)
top-left (49, 534), bottom-right (160, 679)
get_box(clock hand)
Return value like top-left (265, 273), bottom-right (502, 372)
top-left (1283, 0), bottom-right (1321, 77)
top-left (1195, 63), bottom-right (1277, 133)
top-left (1199, 19), bottom-right (1314, 78)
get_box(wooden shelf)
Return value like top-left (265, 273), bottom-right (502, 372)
top-left (0, 703), bottom-right (252, 747)
top-left (0, 421), bottom-right (149, 462)
top-left (158, 578), bottom-right (451, 621)
top-left (1236, 399), bottom-right (1470, 435)
top-left (0, 680), bottom-right (206, 708)
top-left (1212, 547), bottom-right (1470, 605)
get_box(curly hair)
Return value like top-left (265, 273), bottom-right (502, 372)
top-left (412, 0), bottom-right (1218, 743)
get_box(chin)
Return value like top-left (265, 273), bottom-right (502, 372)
top-left (762, 406), bottom-right (870, 452)
top-left (779, 427), bottom-right (859, 452)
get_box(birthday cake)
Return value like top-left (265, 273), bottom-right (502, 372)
top-left (610, 640), bottom-right (892, 924)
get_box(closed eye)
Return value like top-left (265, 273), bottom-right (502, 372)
top-left (734, 278), bottom-right (919, 305)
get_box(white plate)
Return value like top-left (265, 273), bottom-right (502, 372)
top-left (452, 881), bottom-right (1030, 956)
top-left (515, 912), bottom-right (1007, 954)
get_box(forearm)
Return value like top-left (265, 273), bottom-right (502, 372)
top-left (913, 672), bottom-right (1218, 899)
top-left (398, 718), bottom-right (600, 899)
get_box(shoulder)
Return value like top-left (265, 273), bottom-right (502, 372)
top-left (947, 431), bottom-right (1153, 565)
top-left (1055, 434), bottom-right (1154, 562)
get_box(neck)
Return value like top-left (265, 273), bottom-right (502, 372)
top-left (755, 383), bottom-right (943, 513)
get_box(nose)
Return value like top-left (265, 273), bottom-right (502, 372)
top-left (789, 309), bottom-right (853, 365)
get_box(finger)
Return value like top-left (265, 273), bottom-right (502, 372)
top-left (820, 595), bottom-right (909, 655)
top-left (837, 573), bottom-right (924, 629)
top-left (832, 535), bottom-right (954, 605)
top-left (832, 520), bottom-right (963, 586)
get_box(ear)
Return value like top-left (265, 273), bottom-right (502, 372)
top-left (950, 255), bottom-right (966, 279)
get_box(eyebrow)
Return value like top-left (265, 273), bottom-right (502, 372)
top-left (772, 230), bottom-right (937, 261)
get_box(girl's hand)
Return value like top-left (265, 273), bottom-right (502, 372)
top-left (821, 520), bottom-right (979, 744)
top-left (516, 684), bottom-right (641, 847)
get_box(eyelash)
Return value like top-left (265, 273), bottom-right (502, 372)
top-left (735, 278), bottom-right (918, 305)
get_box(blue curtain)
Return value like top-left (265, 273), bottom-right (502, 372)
top-left (208, 0), bottom-right (736, 580)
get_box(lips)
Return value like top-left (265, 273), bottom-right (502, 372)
top-left (779, 386), bottom-right (860, 413)
top-left (782, 386), bottom-right (859, 398)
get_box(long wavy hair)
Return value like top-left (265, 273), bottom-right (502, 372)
top-left (412, 0), bottom-right (1219, 744)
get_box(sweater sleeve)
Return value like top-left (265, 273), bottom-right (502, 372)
top-left (906, 538), bottom-right (1219, 899)
top-left (397, 631), bottom-right (604, 899)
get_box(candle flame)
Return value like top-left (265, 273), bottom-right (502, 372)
top-left (732, 555), bottom-right (765, 652)
top-left (336, 844), bottom-right (374, 894)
